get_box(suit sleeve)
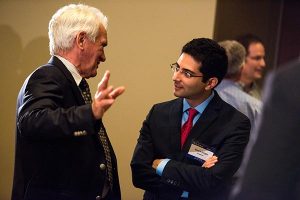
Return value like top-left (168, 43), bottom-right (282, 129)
top-left (131, 101), bottom-right (250, 193)
top-left (162, 117), bottom-right (250, 192)
top-left (17, 67), bottom-right (99, 140)
top-left (130, 106), bottom-right (164, 192)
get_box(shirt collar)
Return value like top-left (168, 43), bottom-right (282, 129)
top-left (183, 91), bottom-right (215, 114)
top-left (237, 81), bottom-right (256, 92)
top-left (55, 55), bottom-right (82, 86)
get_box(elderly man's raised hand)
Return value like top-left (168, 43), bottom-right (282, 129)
top-left (92, 70), bottom-right (125, 119)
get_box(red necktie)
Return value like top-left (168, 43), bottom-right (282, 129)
top-left (181, 108), bottom-right (198, 148)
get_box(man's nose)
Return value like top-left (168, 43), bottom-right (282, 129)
top-left (260, 58), bottom-right (266, 68)
top-left (172, 70), bottom-right (180, 81)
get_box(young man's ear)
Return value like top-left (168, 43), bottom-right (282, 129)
top-left (205, 77), bottom-right (218, 90)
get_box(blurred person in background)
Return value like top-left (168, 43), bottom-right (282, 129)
top-left (236, 34), bottom-right (266, 100)
top-left (216, 40), bottom-right (261, 126)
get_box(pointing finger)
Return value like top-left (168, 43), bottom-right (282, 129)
top-left (97, 70), bottom-right (110, 91)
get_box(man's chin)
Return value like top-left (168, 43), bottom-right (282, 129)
top-left (173, 91), bottom-right (183, 98)
top-left (91, 69), bottom-right (98, 77)
top-left (85, 72), bottom-right (97, 79)
top-left (254, 74), bottom-right (262, 80)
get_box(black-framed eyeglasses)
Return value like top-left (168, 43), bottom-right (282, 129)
top-left (170, 63), bottom-right (203, 79)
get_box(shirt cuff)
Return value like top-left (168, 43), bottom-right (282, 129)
top-left (181, 191), bottom-right (189, 198)
top-left (156, 159), bottom-right (170, 176)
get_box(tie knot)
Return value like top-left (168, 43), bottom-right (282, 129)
top-left (79, 78), bottom-right (89, 91)
top-left (181, 108), bottom-right (198, 148)
top-left (188, 108), bottom-right (198, 119)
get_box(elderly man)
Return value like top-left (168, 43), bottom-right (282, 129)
top-left (12, 4), bottom-right (124, 200)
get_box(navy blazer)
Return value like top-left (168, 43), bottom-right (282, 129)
top-left (12, 56), bottom-right (121, 200)
top-left (131, 93), bottom-right (250, 200)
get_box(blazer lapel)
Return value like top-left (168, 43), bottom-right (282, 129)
top-left (48, 56), bottom-right (85, 105)
top-left (168, 98), bottom-right (183, 157)
top-left (181, 92), bottom-right (223, 152)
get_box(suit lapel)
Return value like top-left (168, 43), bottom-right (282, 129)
top-left (168, 98), bottom-right (183, 156)
top-left (48, 56), bottom-right (85, 105)
top-left (181, 92), bottom-right (223, 152)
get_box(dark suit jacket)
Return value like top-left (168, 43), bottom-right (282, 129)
top-left (12, 56), bottom-right (121, 200)
top-left (131, 92), bottom-right (250, 200)
top-left (233, 59), bottom-right (300, 200)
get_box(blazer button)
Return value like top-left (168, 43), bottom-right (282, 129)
top-left (99, 163), bottom-right (106, 170)
top-left (95, 196), bottom-right (101, 200)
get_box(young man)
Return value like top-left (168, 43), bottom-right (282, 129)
top-left (131, 38), bottom-right (250, 200)
top-left (12, 4), bottom-right (125, 200)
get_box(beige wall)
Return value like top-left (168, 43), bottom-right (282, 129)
top-left (0, 0), bottom-right (216, 199)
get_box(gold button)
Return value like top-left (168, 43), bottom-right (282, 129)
top-left (99, 163), bottom-right (106, 170)
top-left (95, 196), bottom-right (101, 200)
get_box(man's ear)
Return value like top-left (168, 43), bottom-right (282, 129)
top-left (75, 32), bottom-right (86, 50)
top-left (205, 77), bottom-right (218, 90)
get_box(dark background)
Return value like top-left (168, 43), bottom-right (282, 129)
top-left (214, 0), bottom-right (300, 85)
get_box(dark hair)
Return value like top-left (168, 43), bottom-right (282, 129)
top-left (236, 34), bottom-right (264, 55)
top-left (181, 38), bottom-right (228, 85)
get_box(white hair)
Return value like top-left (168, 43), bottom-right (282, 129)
top-left (48, 4), bottom-right (108, 55)
top-left (218, 40), bottom-right (246, 76)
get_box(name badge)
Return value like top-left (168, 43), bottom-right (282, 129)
top-left (187, 143), bottom-right (214, 162)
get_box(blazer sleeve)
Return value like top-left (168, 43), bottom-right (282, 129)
top-left (161, 115), bottom-right (250, 192)
top-left (131, 106), bottom-right (164, 192)
top-left (131, 98), bottom-right (250, 193)
top-left (17, 66), bottom-right (100, 140)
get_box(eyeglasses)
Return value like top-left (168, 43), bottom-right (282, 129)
top-left (170, 63), bottom-right (203, 78)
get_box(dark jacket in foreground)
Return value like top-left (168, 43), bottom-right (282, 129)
top-left (233, 59), bottom-right (300, 200)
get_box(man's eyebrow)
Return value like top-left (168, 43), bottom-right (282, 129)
top-left (181, 67), bottom-right (198, 74)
